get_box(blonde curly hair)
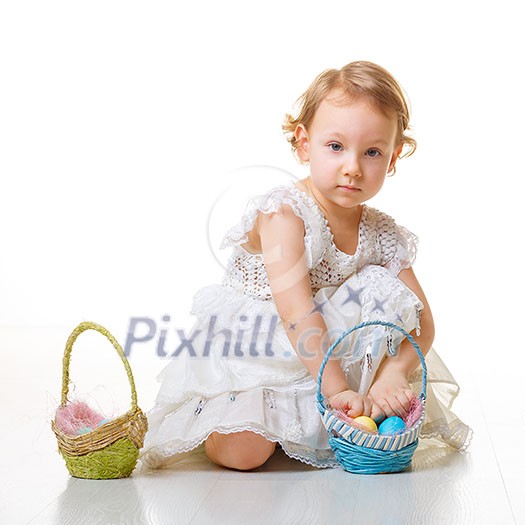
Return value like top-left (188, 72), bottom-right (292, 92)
top-left (283, 61), bottom-right (416, 163)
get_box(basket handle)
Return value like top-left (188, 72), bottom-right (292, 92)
top-left (59, 321), bottom-right (139, 410)
top-left (316, 320), bottom-right (427, 416)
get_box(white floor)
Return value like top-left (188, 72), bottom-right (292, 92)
top-left (0, 326), bottom-right (522, 525)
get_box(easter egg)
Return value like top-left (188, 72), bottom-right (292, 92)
top-left (76, 427), bottom-right (93, 435)
top-left (353, 416), bottom-right (378, 432)
top-left (98, 418), bottom-right (110, 427)
top-left (378, 416), bottom-right (406, 435)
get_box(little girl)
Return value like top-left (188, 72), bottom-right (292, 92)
top-left (140, 61), bottom-right (472, 471)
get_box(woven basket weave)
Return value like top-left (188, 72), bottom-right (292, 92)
top-left (51, 322), bottom-right (148, 479)
top-left (316, 320), bottom-right (427, 474)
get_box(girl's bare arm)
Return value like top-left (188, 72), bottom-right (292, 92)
top-left (258, 206), bottom-right (377, 417)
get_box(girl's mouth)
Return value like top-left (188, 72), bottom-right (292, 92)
top-left (338, 185), bottom-right (360, 192)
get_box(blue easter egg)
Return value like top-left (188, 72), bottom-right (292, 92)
top-left (378, 416), bottom-right (406, 436)
top-left (77, 426), bottom-right (93, 435)
top-left (98, 418), bottom-right (110, 427)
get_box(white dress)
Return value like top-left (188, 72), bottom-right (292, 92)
top-left (139, 182), bottom-right (472, 469)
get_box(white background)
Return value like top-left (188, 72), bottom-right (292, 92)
top-left (1, 1), bottom-right (523, 385)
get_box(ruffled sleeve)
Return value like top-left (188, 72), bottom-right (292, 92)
top-left (383, 223), bottom-right (419, 276)
top-left (219, 183), bottom-right (326, 269)
top-left (367, 207), bottom-right (418, 276)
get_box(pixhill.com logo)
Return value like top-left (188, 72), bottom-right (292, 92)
top-left (123, 313), bottom-right (347, 360)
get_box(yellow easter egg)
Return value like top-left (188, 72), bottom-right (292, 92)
top-left (353, 416), bottom-right (378, 432)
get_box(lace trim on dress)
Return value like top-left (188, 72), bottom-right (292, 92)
top-left (421, 418), bottom-right (474, 451)
top-left (217, 182), bottom-right (419, 300)
top-left (290, 186), bottom-right (372, 291)
top-left (139, 416), bottom-right (472, 472)
top-left (288, 185), bottom-right (357, 260)
top-left (139, 424), bottom-right (340, 470)
top-left (288, 184), bottom-right (419, 279)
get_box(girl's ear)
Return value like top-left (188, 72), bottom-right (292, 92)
top-left (388, 144), bottom-right (404, 174)
top-left (294, 124), bottom-right (310, 163)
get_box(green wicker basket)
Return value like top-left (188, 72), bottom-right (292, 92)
top-left (51, 322), bottom-right (148, 479)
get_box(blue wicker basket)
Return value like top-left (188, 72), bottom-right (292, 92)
top-left (316, 320), bottom-right (427, 474)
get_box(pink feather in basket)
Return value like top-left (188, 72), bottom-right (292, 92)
top-left (404, 396), bottom-right (424, 429)
top-left (54, 401), bottom-right (106, 435)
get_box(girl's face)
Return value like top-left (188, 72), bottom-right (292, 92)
top-left (295, 93), bottom-right (402, 213)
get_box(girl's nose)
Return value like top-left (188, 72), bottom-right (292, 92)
top-left (342, 154), bottom-right (361, 178)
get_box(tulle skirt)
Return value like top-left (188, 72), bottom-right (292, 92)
top-left (139, 265), bottom-right (472, 469)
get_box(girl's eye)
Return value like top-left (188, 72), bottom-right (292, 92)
top-left (328, 143), bottom-right (343, 152)
top-left (366, 149), bottom-right (381, 158)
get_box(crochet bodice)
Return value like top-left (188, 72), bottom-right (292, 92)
top-left (219, 182), bottom-right (418, 301)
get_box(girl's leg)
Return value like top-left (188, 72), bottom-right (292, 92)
top-left (204, 430), bottom-right (277, 471)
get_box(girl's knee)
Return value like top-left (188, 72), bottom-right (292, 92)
top-left (205, 431), bottom-right (276, 471)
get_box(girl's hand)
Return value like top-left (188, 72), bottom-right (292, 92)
top-left (328, 389), bottom-right (379, 418)
top-left (368, 366), bottom-right (415, 420)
